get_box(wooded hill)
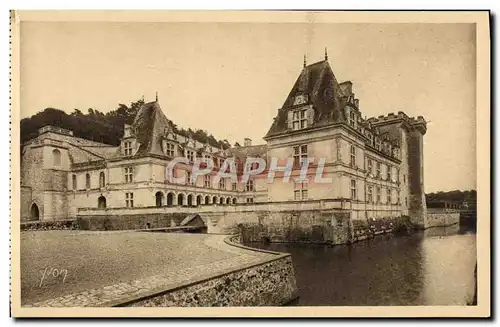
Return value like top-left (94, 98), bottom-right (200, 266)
top-left (425, 190), bottom-right (477, 204)
top-left (20, 99), bottom-right (233, 150)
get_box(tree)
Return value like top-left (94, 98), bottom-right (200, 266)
top-left (21, 98), bottom-right (235, 150)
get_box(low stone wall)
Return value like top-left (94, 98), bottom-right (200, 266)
top-left (21, 219), bottom-right (79, 231)
top-left (235, 210), bottom-right (351, 245)
top-left (426, 209), bottom-right (460, 228)
top-left (235, 210), bottom-right (402, 245)
top-left (76, 213), bottom-right (193, 231)
top-left (124, 254), bottom-right (298, 307)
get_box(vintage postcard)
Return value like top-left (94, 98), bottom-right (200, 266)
top-left (10, 10), bottom-right (490, 318)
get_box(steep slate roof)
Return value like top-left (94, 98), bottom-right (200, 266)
top-left (130, 101), bottom-right (173, 156)
top-left (265, 60), bottom-right (354, 138)
top-left (227, 144), bottom-right (268, 162)
top-left (79, 145), bottom-right (119, 159)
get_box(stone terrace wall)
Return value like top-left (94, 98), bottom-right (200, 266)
top-left (235, 210), bottom-right (351, 245)
top-left (426, 209), bottom-right (460, 228)
top-left (77, 213), bottom-right (190, 231)
top-left (124, 254), bottom-right (298, 307)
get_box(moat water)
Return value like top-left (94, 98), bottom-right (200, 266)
top-left (244, 224), bottom-right (476, 306)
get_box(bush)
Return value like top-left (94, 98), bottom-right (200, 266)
top-left (392, 215), bottom-right (414, 235)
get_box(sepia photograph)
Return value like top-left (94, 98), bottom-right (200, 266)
top-left (10, 10), bottom-right (490, 318)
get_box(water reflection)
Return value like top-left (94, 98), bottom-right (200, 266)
top-left (244, 225), bottom-right (476, 306)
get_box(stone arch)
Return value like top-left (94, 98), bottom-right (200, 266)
top-left (30, 203), bottom-right (40, 220)
top-left (232, 198), bottom-right (237, 204)
top-left (196, 195), bottom-right (203, 206)
top-left (212, 196), bottom-right (217, 204)
top-left (219, 197), bottom-right (224, 205)
top-left (155, 191), bottom-right (164, 207)
top-left (98, 195), bottom-right (107, 209)
top-left (166, 192), bottom-right (174, 206)
top-left (205, 195), bottom-right (210, 205)
top-left (52, 148), bottom-right (61, 166)
top-left (178, 193), bottom-right (185, 206)
top-left (187, 193), bottom-right (194, 207)
top-left (226, 197), bottom-right (231, 205)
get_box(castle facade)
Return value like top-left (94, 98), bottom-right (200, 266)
top-left (21, 55), bottom-right (428, 228)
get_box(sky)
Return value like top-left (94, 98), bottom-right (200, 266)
top-left (19, 21), bottom-right (476, 193)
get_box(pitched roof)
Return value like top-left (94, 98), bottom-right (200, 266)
top-left (227, 144), bottom-right (268, 162)
top-left (265, 60), bottom-right (354, 138)
top-left (131, 101), bottom-right (173, 156)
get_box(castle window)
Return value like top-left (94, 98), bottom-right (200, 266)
top-left (72, 174), bottom-right (77, 190)
top-left (376, 162), bottom-right (381, 178)
top-left (124, 141), bottom-right (133, 156)
top-left (350, 145), bottom-right (356, 167)
top-left (294, 181), bottom-right (308, 200)
top-left (367, 186), bottom-right (373, 203)
top-left (367, 159), bottom-right (373, 175)
top-left (99, 172), bottom-right (105, 188)
top-left (349, 111), bottom-right (356, 128)
top-left (204, 175), bottom-right (211, 188)
top-left (85, 173), bottom-right (91, 189)
top-left (124, 167), bottom-right (133, 183)
top-left (293, 144), bottom-right (308, 167)
top-left (387, 189), bottom-right (392, 204)
top-left (219, 178), bottom-right (226, 190)
top-left (405, 197), bottom-right (408, 206)
top-left (186, 171), bottom-right (194, 185)
top-left (398, 191), bottom-right (401, 204)
top-left (246, 179), bottom-right (254, 192)
top-left (246, 197), bottom-right (254, 203)
top-left (165, 143), bottom-right (175, 157)
top-left (125, 192), bottom-right (134, 208)
top-left (292, 109), bottom-right (308, 130)
top-left (232, 182), bottom-right (237, 191)
top-left (376, 187), bottom-right (381, 203)
top-left (387, 166), bottom-right (392, 182)
top-left (186, 150), bottom-right (195, 162)
top-left (350, 179), bottom-right (357, 200)
top-left (52, 149), bottom-right (61, 166)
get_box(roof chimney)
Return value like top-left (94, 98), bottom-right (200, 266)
top-left (244, 138), bottom-right (252, 147)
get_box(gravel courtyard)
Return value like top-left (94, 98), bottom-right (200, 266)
top-left (20, 231), bottom-right (241, 305)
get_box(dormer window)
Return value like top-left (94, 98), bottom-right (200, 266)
top-left (165, 142), bottom-right (175, 157)
top-left (186, 150), bottom-right (195, 162)
top-left (349, 111), bottom-right (356, 128)
top-left (124, 141), bottom-right (133, 156)
top-left (292, 109), bottom-right (307, 130)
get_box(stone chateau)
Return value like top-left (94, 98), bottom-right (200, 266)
top-left (21, 53), bottom-right (428, 232)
